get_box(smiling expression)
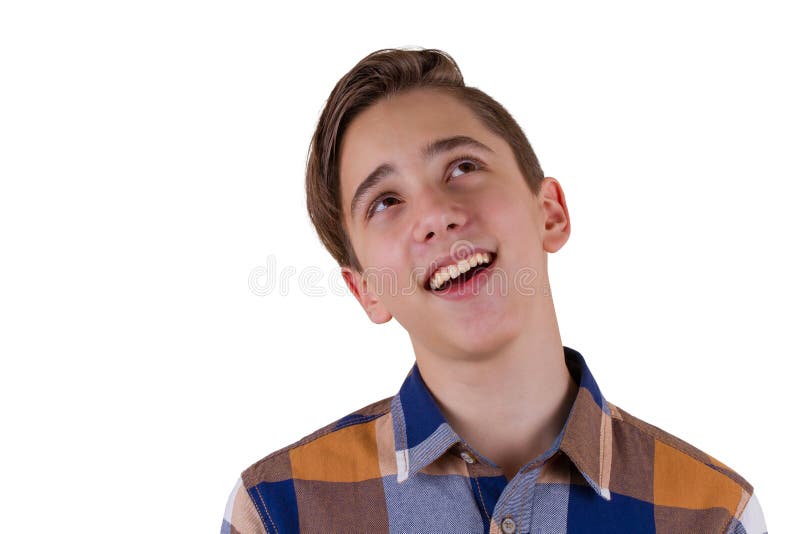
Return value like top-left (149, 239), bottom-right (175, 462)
top-left (338, 87), bottom-right (570, 359)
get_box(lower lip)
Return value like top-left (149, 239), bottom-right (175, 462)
top-left (427, 258), bottom-right (497, 301)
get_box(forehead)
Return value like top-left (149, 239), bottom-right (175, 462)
top-left (340, 88), bottom-right (489, 167)
top-left (339, 88), bottom-right (500, 223)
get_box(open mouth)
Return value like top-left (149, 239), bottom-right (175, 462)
top-left (425, 253), bottom-right (496, 293)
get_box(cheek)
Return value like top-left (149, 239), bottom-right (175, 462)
top-left (480, 192), bottom-right (510, 217)
top-left (482, 186), bottom-right (532, 229)
top-left (489, 191), bottom-right (543, 259)
top-left (361, 244), bottom-right (407, 291)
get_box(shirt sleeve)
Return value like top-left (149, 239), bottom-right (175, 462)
top-left (728, 491), bottom-right (768, 534)
top-left (220, 477), bottom-right (267, 534)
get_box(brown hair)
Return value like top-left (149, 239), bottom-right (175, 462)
top-left (305, 47), bottom-right (545, 274)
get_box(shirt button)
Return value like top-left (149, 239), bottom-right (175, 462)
top-left (501, 517), bottom-right (516, 534)
top-left (460, 451), bottom-right (476, 464)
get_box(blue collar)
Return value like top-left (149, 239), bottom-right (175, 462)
top-left (390, 346), bottom-right (613, 501)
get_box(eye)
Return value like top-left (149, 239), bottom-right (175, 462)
top-left (449, 157), bottom-right (482, 179)
top-left (367, 194), bottom-right (401, 218)
top-left (365, 155), bottom-right (485, 220)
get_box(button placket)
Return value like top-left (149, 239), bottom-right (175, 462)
top-left (492, 465), bottom-right (542, 534)
top-left (501, 516), bottom-right (517, 533)
top-left (460, 451), bottom-right (476, 464)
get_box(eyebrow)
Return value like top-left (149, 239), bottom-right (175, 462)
top-left (349, 135), bottom-right (495, 220)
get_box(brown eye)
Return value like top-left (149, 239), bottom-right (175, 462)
top-left (368, 195), bottom-right (400, 218)
top-left (366, 156), bottom-right (484, 220)
top-left (450, 158), bottom-right (482, 179)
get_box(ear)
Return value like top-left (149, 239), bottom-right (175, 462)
top-left (538, 177), bottom-right (571, 253)
top-left (341, 266), bottom-right (393, 324)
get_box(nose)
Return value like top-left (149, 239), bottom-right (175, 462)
top-left (411, 187), bottom-right (468, 243)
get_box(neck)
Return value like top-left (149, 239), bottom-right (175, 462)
top-left (413, 298), bottom-right (578, 481)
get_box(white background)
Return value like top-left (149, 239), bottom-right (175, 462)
top-left (1, 1), bottom-right (796, 532)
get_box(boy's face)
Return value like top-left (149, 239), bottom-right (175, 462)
top-left (339, 88), bottom-right (570, 360)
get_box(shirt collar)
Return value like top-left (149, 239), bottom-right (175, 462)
top-left (391, 345), bottom-right (613, 501)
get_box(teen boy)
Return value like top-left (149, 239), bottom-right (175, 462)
top-left (221, 47), bottom-right (767, 533)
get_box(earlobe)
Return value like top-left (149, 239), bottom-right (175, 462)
top-left (539, 177), bottom-right (571, 253)
top-left (340, 268), bottom-right (393, 324)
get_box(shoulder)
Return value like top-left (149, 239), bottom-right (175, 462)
top-left (229, 396), bottom-right (394, 533)
top-left (606, 401), bottom-right (765, 533)
top-left (609, 401), bottom-right (752, 491)
top-left (242, 395), bottom-right (394, 486)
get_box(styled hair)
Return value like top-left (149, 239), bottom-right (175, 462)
top-left (305, 47), bottom-right (545, 274)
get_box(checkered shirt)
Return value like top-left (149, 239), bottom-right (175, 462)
top-left (221, 346), bottom-right (767, 533)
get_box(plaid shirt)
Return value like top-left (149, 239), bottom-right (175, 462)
top-left (222, 346), bottom-right (767, 533)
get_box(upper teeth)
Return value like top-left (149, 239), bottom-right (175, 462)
top-left (429, 252), bottom-right (493, 290)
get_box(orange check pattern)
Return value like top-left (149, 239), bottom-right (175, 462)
top-left (222, 346), bottom-right (767, 533)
